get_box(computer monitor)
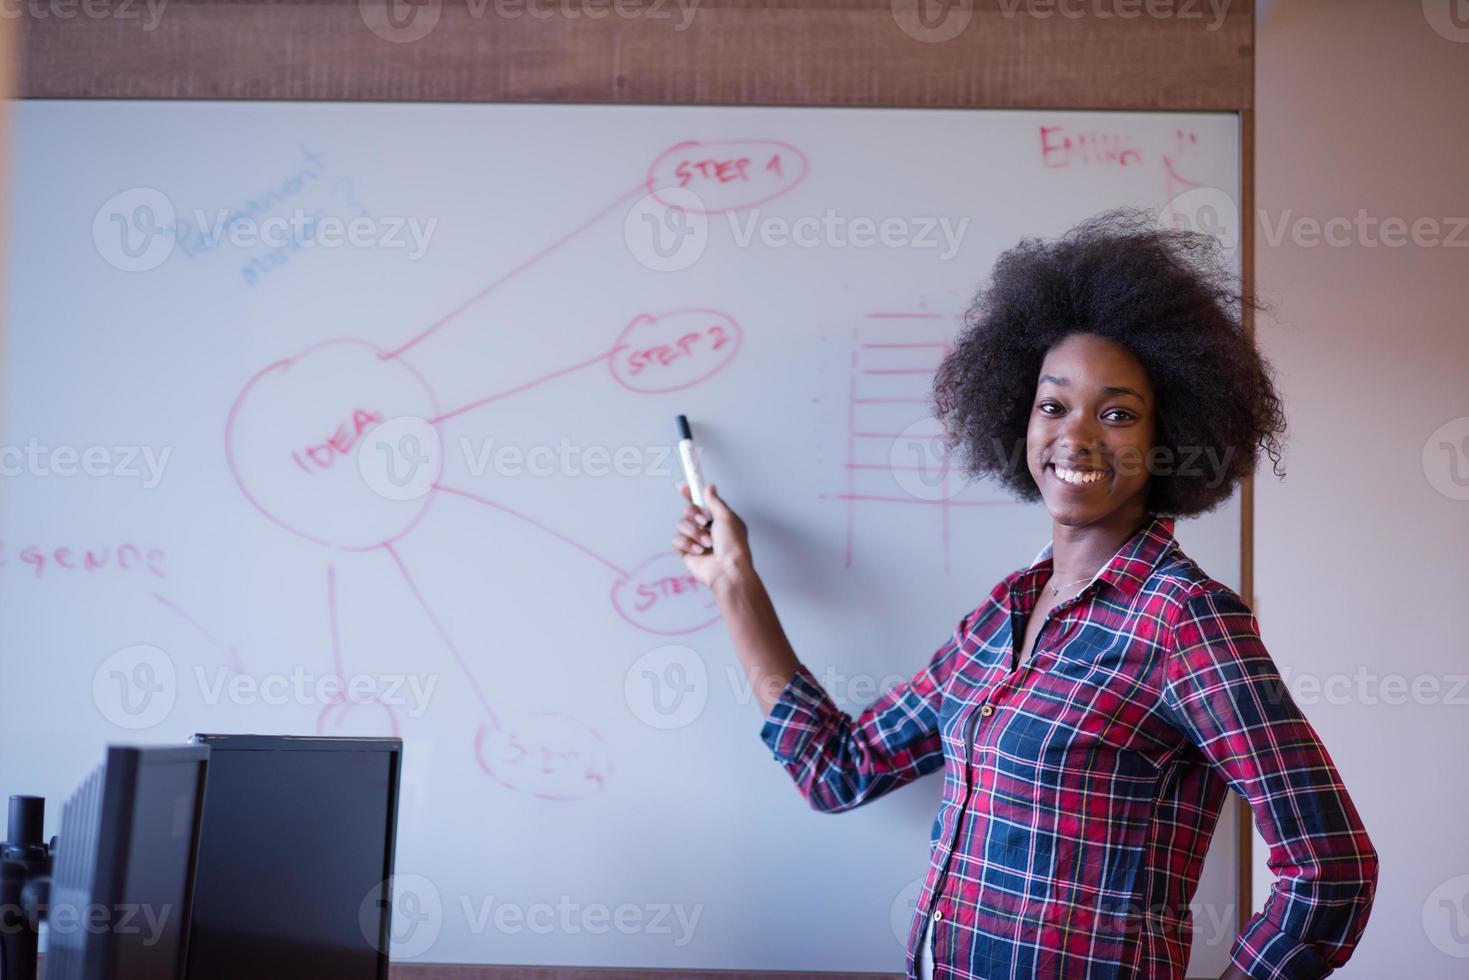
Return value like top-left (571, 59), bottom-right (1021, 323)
top-left (184, 735), bottom-right (402, 980)
top-left (45, 744), bottom-right (211, 980)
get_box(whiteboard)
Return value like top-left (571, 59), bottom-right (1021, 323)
top-left (0, 102), bottom-right (1242, 973)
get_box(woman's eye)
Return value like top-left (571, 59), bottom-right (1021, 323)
top-left (1038, 402), bottom-right (1061, 415)
top-left (1104, 410), bottom-right (1136, 422)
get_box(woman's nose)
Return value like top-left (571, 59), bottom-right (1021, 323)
top-left (1059, 410), bottom-right (1101, 451)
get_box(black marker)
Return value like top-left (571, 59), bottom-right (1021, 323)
top-left (675, 415), bottom-right (710, 519)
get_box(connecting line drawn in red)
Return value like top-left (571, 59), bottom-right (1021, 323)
top-left (224, 138), bottom-right (807, 799)
top-left (385, 540), bottom-right (614, 802)
top-left (383, 541), bottom-right (500, 729)
top-left (433, 484), bottom-right (629, 579)
top-left (152, 592), bottom-right (245, 675)
top-left (317, 562), bottom-right (402, 737)
top-left (381, 182), bottom-right (648, 361)
top-left (382, 137), bottom-right (808, 362)
top-left (831, 315), bottom-right (1025, 572)
top-left (428, 349), bottom-right (620, 426)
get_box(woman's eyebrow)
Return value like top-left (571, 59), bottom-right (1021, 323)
top-left (1038, 374), bottom-right (1146, 399)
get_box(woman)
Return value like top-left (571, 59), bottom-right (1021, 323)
top-left (671, 210), bottom-right (1377, 979)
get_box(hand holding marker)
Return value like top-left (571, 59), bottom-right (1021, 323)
top-left (672, 415), bottom-right (752, 589)
top-left (676, 415), bottom-right (708, 512)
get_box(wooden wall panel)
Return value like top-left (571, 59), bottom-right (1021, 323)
top-left (19, 0), bottom-right (1252, 109)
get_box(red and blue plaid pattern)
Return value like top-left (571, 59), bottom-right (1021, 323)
top-left (759, 514), bottom-right (1377, 979)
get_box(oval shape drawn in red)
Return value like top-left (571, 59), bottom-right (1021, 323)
top-left (646, 139), bottom-right (808, 215)
top-left (611, 551), bottom-right (720, 636)
top-left (609, 309), bottom-right (742, 394)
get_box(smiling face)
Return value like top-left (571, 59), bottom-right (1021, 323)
top-left (1025, 333), bottom-right (1157, 529)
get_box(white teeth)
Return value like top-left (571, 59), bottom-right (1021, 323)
top-left (1052, 465), bottom-right (1107, 486)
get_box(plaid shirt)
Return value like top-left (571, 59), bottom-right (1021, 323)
top-left (759, 513), bottom-right (1377, 979)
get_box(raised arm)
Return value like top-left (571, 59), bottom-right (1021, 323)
top-left (1161, 586), bottom-right (1379, 980)
top-left (673, 481), bottom-right (968, 813)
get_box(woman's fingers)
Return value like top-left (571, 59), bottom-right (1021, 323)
top-left (676, 518), bottom-right (712, 544)
top-left (673, 531), bottom-right (709, 554)
top-left (677, 482), bottom-right (712, 525)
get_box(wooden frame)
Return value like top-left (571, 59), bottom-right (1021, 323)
top-left (13, 2), bottom-right (1256, 976)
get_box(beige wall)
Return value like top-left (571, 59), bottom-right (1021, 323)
top-left (1254, 1), bottom-right (1469, 974)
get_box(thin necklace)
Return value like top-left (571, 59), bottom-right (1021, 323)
top-left (1049, 572), bottom-right (1097, 598)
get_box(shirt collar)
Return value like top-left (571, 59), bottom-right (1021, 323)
top-left (1021, 513), bottom-right (1177, 605)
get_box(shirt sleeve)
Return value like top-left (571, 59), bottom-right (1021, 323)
top-left (757, 611), bottom-right (972, 814)
top-left (1160, 586), bottom-right (1379, 980)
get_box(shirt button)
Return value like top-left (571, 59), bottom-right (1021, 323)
top-left (933, 909), bottom-right (943, 921)
top-left (980, 704), bottom-right (994, 717)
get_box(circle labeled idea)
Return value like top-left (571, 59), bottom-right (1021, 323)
top-left (227, 339), bottom-right (441, 550)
